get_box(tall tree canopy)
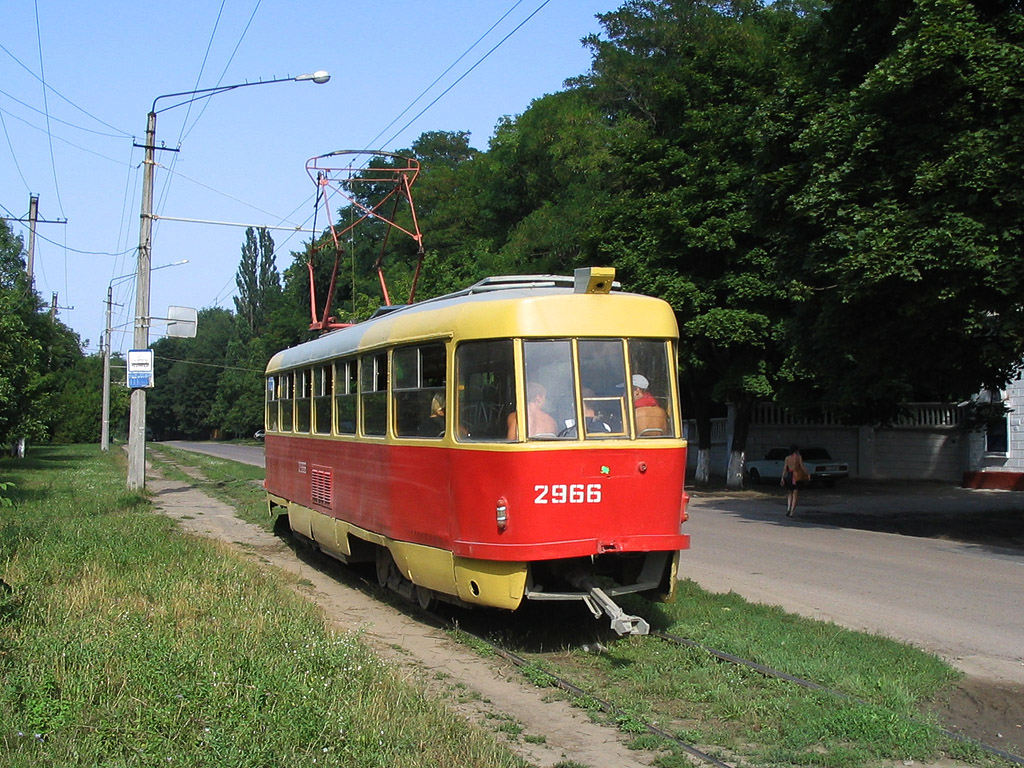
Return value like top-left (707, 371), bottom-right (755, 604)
top-left (233, 226), bottom-right (281, 338)
top-left (781, 0), bottom-right (1024, 420)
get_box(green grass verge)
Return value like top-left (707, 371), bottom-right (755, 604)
top-left (508, 586), bottom-right (1000, 768)
top-left (97, 446), bottom-right (1003, 768)
top-left (0, 446), bottom-right (524, 768)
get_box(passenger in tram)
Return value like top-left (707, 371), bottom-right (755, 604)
top-left (506, 382), bottom-right (558, 439)
top-left (632, 374), bottom-right (669, 436)
top-left (420, 393), bottom-right (446, 437)
top-left (582, 389), bottom-right (613, 434)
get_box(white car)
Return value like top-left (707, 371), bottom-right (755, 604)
top-left (746, 447), bottom-right (849, 487)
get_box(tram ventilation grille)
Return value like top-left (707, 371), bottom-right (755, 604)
top-left (311, 466), bottom-right (333, 507)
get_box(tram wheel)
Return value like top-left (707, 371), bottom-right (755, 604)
top-left (415, 585), bottom-right (436, 611)
top-left (375, 548), bottom-right (394, 588)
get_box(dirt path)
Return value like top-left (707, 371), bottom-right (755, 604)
top-left (147, 468), bottom-right (658, 768)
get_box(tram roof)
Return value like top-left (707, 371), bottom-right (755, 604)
top-left (266, 274), bottom-right (678, 373)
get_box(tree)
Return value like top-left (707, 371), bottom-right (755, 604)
top-left (579, 0), bottom-right (810, 485)
top-left (0, 219), bottom-right (86, 449)
top-left (234, 227), bottom-right (281, 337)
top-left (148, 308), bottom-right (235, 439)
top-left (781, 0), bottom-right (1024, 420)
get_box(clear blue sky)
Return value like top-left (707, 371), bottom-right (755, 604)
top-left (1, 0), bottom-right (613, 353)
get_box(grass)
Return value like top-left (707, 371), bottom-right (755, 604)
top-left (0, 446), bottom-right (525, 768)
top-left (505, 587), bottom-right (1001, 768)
top-left (47, 445), bottom-right (1007, 768)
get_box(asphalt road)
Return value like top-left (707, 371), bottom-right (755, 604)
top-left (162, 440), bottom-right (265, 468)
top-left (162, 442), bottom-right (1023, 685)
top-left (683, 483), bottom-right (1024, 686)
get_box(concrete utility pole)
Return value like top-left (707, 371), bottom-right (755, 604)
top-left (125, 70), bottom-right (330, 491)
top-left (101, 284), bottom-right (114, 451)
top-left (9, 194), bottom-right (65, 284)
top-left (126, 111), bottom-right (156, 489)
top-left (26, 194), bottom-right (38, 283)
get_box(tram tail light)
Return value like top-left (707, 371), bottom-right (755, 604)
top-left (680, 491), bottom-right (690, 523)
top-left (496, 496), bottom-right (509, 531)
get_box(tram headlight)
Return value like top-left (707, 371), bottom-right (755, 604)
top-left (496, 496), bottom-right (509, 532)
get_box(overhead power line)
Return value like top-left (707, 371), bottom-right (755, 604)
top-left (0, 86), bottom-right (128, 138)
top-left (362, 0), bottom-right (527, 151)
top-left (379, 0), bottom-right (554, 149)
top-left (0, 41), bottom-right (131, 137)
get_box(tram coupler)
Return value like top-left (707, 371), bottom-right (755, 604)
top-left (582, 586), bottom-right (650, 636)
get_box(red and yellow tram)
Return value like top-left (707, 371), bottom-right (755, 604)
top-left (263, 268), bottom-right (689, 634)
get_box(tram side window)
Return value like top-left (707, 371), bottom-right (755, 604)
top-left (313, 365), bottom-right (332, 435)
top-left (456, 340), bottom-right (515, 442)
top-left (334, 359), bottom-right (357, 435)
top-left (266, 376), bottom-right (278, 432)
top-left (295, 369), bottom-right (312, 433)
top-left (280, 372), bottom-right (294, 432)
top-left (394, 343), bottom-right (447, 438)
top-left (578, 339), bottom-right (628, 438)
top-left (521, 340), bottom-right (576, 440)
top-left (628, 339), bottom-right (675, 438)
top-left (361, 352), bottom-right (387, 437)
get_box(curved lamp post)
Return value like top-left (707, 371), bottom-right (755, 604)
top-left (127, 71), bottom-right (330, 489)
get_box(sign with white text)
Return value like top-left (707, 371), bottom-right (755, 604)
top-left (127, 349), bottom-right (154, 389)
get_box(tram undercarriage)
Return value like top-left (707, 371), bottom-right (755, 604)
top-left (272, 497), bottom-right (678, 636)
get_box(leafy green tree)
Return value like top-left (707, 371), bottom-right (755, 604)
top-left (49, 354), bottom-right (103, 443)
top-left (212, 335), bottom-right (271, 438)
top-left (579, 0), bottom-right (809, 484)
top-left (0, 225), bottom-right (39, 445)
top-left (0, 219), bottom-right (86, 449)
top-left (148, 308), bottom-right (234, 439)
top-left (781, 0), bottom-right (1024, 421)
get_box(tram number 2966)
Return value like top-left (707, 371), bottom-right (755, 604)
top-left (534, 483), bottom-right (602, 505)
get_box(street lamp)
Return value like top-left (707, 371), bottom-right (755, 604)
top-left (102, 259), bottom-right (188, 452)
top-left (127, 71), bottom-right (330, 490)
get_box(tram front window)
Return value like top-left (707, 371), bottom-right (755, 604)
top-left (522, 340), bottom-right (576, 439)
top-left (578, 339), bottom-right (628, 438)
top-left (628, 339), bottom-right (675, 438)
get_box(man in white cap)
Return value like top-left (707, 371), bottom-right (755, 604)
top-left (632, 374), bottom-right (668, 435)
top-left (632, 374), bottom-right (658, 407)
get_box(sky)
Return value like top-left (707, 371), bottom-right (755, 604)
top-left (1, 0), bottom-right (615, 355)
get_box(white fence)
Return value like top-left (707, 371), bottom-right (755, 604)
top-left (686, 403), bottom-right (972, 482)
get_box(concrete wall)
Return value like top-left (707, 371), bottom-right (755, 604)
top-left (871, 428), bottom-right (968, 480)
top-left (685, 374), bottom-right (1024, 483)
top-left (686, 404), bottom-right (976, 482)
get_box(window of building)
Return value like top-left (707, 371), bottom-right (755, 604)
top-left (361, 352), bottom-right (387, 436)
top-left (334, 359), bottom-right (357, 435)
top-left (394, 343), bottom-right (447, 438)
top-left (984, 388), bottom-right (1009, 453)
top-left (456, 340), bottom-right (516, 441)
